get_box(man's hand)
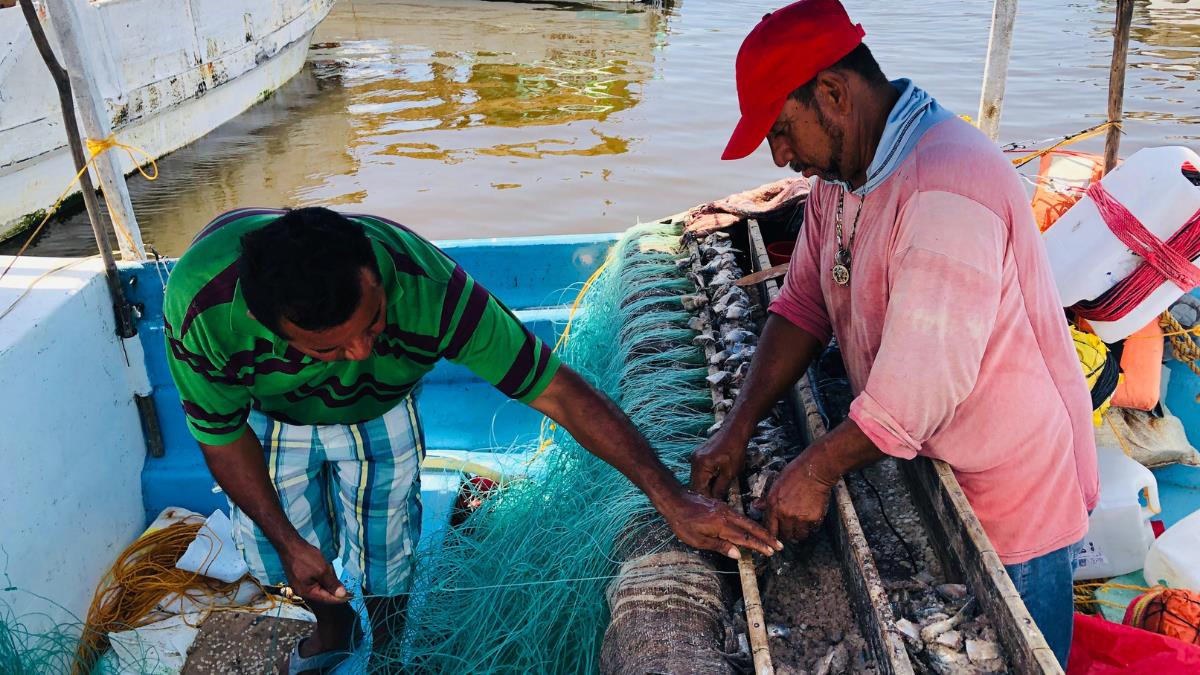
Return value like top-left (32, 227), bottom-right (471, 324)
top-left (659, 489), bottom-right (782, 559)
top-left (753, 454), bottom-right (838, 544)
top-left (689, 430), bottom-right (747, 499)
top-left (279, 540), bottom-right (349, 605)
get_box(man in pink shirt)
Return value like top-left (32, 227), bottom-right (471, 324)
top-left (689, 0), bottom-right (1098, 666)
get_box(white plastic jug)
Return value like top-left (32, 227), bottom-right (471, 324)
top-left (1043, 146), bottom-right (1200, 342)
top-left (1144, 508), bottom-right (1200, 591)
top-left (1073, 445), bottom-right (1162, 580)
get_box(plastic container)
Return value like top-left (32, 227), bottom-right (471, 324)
top-left (766, 240), bottom-right (795, 266)
top-left (1144, 509), bottom-right (1200, 591)
top-left (1043, 146), bottom-right (1200, 342)
top-left (1073, 445), bottom-right (1162, 580)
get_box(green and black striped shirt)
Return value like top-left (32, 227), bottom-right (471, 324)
top-left (163, 209), bottom-right (561, 445)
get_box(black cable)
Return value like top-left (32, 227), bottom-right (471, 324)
top-left (857, 469), bottom-right (923, 575)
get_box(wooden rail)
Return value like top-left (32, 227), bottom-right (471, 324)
top-left (744, 220), bottom-right (914, 675)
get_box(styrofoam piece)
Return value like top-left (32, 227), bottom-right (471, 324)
top-left (175, 509), bottom-right (247, 583)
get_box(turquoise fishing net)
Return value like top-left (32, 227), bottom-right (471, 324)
top-left (399, 221), bottom-right (712, 673)
top-left (0, 221), bottom-right (710, 674)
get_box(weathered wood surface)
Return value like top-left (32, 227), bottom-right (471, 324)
top-left (746, 220), bottom-right (913, 675)
top-left (1104, 0), bottom-right (1135, 174)
top-left (900, 458), bottom-right (1063, 674)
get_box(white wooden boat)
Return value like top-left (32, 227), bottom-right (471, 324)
top-left (0, 0), bottom-right (335, 242)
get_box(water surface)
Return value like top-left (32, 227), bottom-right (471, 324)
top-left (12, 0), bottom-right (1199, 256)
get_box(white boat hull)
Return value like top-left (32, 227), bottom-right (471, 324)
top-left (0, 0), bottom-right (335, 241)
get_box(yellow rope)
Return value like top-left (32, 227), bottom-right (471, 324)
top-left (529, 258), bottom-right (612, 464)
top-left (1008, 120), bottom-right (1119, 169)
top-left (0, 133), bottom-right (158, 285)
top-left (73, 519), bottom-right (291, 675)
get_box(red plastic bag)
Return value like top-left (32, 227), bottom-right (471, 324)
top-left (1069, 612), bottom-right (1200, 674)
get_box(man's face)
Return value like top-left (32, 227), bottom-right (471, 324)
top-left (279, 268), bottom-right (387, 362)
top-left (765, 97), bottom-right (846, 182)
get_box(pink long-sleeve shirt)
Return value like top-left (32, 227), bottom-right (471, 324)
top-left (771, 117), bottom-right (1099, 565)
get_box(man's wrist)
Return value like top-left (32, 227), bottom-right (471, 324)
top-left (797, 441), bottom-right (844, 489)
top-left (270, 530), bottom-right (309, 559)
top-left (645, 474), bottom-right (690, 516)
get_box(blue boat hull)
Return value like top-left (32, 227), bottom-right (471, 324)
top-left (122, 232), bottom-right (618, 544)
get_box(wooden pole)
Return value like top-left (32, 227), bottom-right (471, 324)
top-left (976, 0), bottom-right (1018, 141)
top-left (20, 0), bottom-right (165, 458)
top-left (40, 0), bottom-right (145, 260)
top-left (728, 486), bottom-right (775, 675)
top-left (1104, 0), bottom-right (1135, 174)
top-left (19, 0), bottom-right (129, 328)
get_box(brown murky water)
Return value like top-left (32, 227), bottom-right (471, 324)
top-left (10, 0), bottom-right (1200, 257)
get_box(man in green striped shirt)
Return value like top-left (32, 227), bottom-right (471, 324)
top-left (164, 207), bottom-right (780, 672)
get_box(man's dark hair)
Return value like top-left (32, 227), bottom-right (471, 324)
top-left (239, 207), bottom-right (380, 336)
top-left (788, 43), bottom-right (888, 107)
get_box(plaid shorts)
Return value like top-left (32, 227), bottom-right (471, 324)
top-left (228, 397), bottom-right (425, 597)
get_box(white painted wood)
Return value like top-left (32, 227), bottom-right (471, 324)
top-left (43, 0), bottom-right (144, 259)
top-left (0, 256), bottom-right (148, 632)
top-left (0, 0), bottom-right (335, 243)
top-left (976, 0), bottom-right (1018, 142)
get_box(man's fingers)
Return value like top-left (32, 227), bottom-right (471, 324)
top-left (724, 512), bottom-right (782, 556)
top-left (764, 507), bottom-right (780, 541)
top-left (689, 464), bottom-right (715, 497)
top-left (318, 567), bottom-right (349, 601)
top-left (299, 583), bottom-right (347, 605)
top-left (692, 534), bottom-right (741, 560)
top-left (710, 469), bottom-right (733, 503)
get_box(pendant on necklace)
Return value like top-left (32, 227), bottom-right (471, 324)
top-left (832, 249), bottom-right (851, 286)
top-left (832, 263), bottom-right (850, 286)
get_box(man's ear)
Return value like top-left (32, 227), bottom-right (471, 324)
top-left (814, 69), bottom-right (853, 119)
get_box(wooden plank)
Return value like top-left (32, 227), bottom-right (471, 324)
top-left (686, 234), bottom-right (774, 675)
top-left (1103, 0), bottom-right (1135, 174)
top-left (976, 0), bottom-right (1019, 141)
top-left (745, 220), bottom-right (913, 675)
top-left (899, 458), bottom-right (1063, 674)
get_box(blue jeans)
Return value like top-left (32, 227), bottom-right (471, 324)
top-left (1004, 543), bottom-right (1078, 668)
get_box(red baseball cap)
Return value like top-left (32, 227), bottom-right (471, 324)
top-left (722, 0), bottom-right (866, 160)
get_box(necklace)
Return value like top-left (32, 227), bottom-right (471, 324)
top-left (832, 190), bottom-right (865, 286)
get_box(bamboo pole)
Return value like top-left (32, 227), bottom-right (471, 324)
top-left (728, 486), bottom-right (775, 675)
top-left (686, 237), bottom-right (774, 675)
top-left (1103, 0), bottom-right (1135, 174)
top-left (40, 0), bottom-right (145, 260)
top-left (976, 0), bottom-right (1018, 141)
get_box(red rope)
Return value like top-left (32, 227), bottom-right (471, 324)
top-left (1074, 184), bottom-right (1200, 323)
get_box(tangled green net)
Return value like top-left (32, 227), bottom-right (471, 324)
top-left (0, 221), bottom-right (712, 674)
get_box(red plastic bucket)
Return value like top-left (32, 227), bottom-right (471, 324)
top-left (767, 240), bottom-right (796, 266)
